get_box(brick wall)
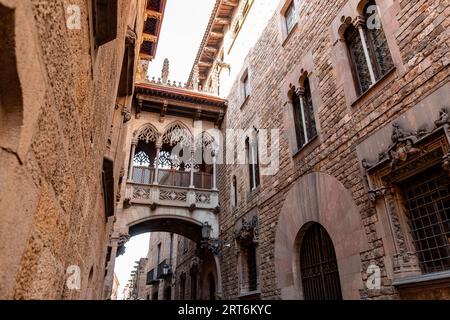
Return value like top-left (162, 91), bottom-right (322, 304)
top-left (217, 0), bottom-right (449, 300)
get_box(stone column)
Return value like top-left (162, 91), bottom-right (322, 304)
top-left (355, 16), bottom-right (377, 84)
top-left (212, 149), bottom-right (217, 190)
top-left (249, 135), bottom-right (257, 190)
top-left (296, 87), bottom-right (309, 143)
top-left (128, 139), bottom-right (138, 182)
top-left (190, 145), bottom-right (196, 189)
top-left (153, 141), bottom-right (162, 185)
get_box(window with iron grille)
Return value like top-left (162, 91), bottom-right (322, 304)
top-left (300, 223), bottom-right (342, 300)
top-left (398, 164), bottom-right (450, 274)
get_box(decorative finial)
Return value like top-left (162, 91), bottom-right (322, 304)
top-left (193, 65), bottom-right (200, 91)
top-left (162, 58), bottom-right (169, 84)
top-left (211, 68), bottom-right (219, 95)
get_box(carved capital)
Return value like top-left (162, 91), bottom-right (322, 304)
top-left (122, 106), bottom-right (132, 123)
top-left (442, 152), bottom-right (450, 172)
top-left (295, 86), bottom-right (305, 97)
top-left (435, 108), bottom-right (450, 128)
top-left (368, 187), bottom-right (387, 203)
top-left (354, 15), bottom-right (366, 29)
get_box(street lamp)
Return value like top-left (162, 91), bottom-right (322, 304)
top-left (200, 222), bottom-right (223, 256)
top-left (162, 263), bottom-right (171, 276)
top-left (201, 222), bottom-right (212, 239)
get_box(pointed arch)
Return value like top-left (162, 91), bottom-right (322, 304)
top-left (298, 69), bottom-right (310, 88)
top-left (195, 131), bottom-right (216, 150)
top-left (162, 121), bottom-right (193, 147)
top-left (134, 123), bottom-right (160, 143)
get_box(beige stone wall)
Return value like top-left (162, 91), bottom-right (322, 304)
top-left (0, 0), bottom-right (147, 300)
top-left (217, 0), bottom-right (450, 299)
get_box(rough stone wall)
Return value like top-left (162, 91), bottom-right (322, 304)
top-left (217, 0), bottom-right (449, 300)
top-left (0, 0), bottom-right (144, 299)
top-left (173, 236), bottom-right (198, 300)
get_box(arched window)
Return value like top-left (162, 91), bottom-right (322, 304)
top-left (232, 175), bottom-right (238, 207)
top-left (300, 223), bottom-right (342, 300)
top-left (246, 135), bottom-right (260, 191)
top-left (345, 0), bottom-right (394, 95)
top-left (292, 77), bottom-right (317, 149)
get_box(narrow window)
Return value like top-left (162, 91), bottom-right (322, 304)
top-left (180, 275), bottom-right (186, 300)
top-left (284, 1), bottom-right (297, 34)
top-left (246, 242), bottom-right (258, 292)
top-left (190, 268), bottom-right (198, 300)
top-left (345, 0), bottom-right (394, 95)
top-left (246, 137), bottom-right (260, 191)
top-left (156, 243), bottom-right (161, 266)
top-left (364, 1), bottom-right (394, 78)
top-left (232, 176), bottom-right (238, 207)
top-left (242, 72), bottom-right (251, 102)
top-left (292, 77), bottom-right (317, 149)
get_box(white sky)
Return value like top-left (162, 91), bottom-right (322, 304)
top-left (147, 0), bottom-right (216, 84)
top-left (114, 0), bottom-right (216, 300)
top-left (115, 234), bottom-right (150, 300)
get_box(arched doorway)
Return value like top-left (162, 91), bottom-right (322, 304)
top-left (300, 223), bottom-right (342, 300)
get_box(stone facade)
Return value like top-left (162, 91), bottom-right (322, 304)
top-left (207, 0), bottom-right (449, 300)
top-left (145, 0), bottom-right (449, 301)
top-left (0, 0), bottom-right (152, 299)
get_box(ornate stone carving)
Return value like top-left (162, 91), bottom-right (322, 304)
top-left (159, 189), bottom-right (187, 202)
top-left (135, 124), bottom-right (159, 143)
top-left (132, 186), bottom-right (152, 200)
top-left (434, 108), bottom-right (450, 128)
top-left (122, 106), bottom-right (132, 123)
top-left (385, 189), bottom-right (408, 257)
top-left (393, 252), bottom-right (421, 276)
top-left (162, 124), bottom-right (192, 147)
top-left (442, 151), bottom-right (450, 172)
top-left (368, 187), bottom-right (387, 202)
top-left (123, 198), bottom-right (131, 208)
top-left (387, 123), bottom-right (423, 169)
top-left (196, 192), bottom-right (211, 204)
top-left (234, 215), bottom-right (258, 243)
top-left (192, 65), bottom-right (200, 91)
top-left (161, 58), bottom-right (169, 84)
top-left (116, 233), bottom-right (130, 257)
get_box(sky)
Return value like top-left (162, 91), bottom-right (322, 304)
top-left (114, 0), bottom-right (216, 300)
top-left (147, 0), bottom-right (216, 84)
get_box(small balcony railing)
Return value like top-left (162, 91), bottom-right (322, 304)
top-left (146, 269), bottom-right (159, 285)
top-left (132, 166), bottom-right (213, 190)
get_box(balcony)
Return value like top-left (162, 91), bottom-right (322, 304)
top-left (126, 166), bottom-right (219, 210)
top-left (132, 167), bottom-right (212, 189)
top-left (146, 269), bottom-right (159, 285)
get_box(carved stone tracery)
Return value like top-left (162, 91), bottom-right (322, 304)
top-left (234, 215), bottom-right (258, 244)
top-left (361, 111), bottom-right (450, 278)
